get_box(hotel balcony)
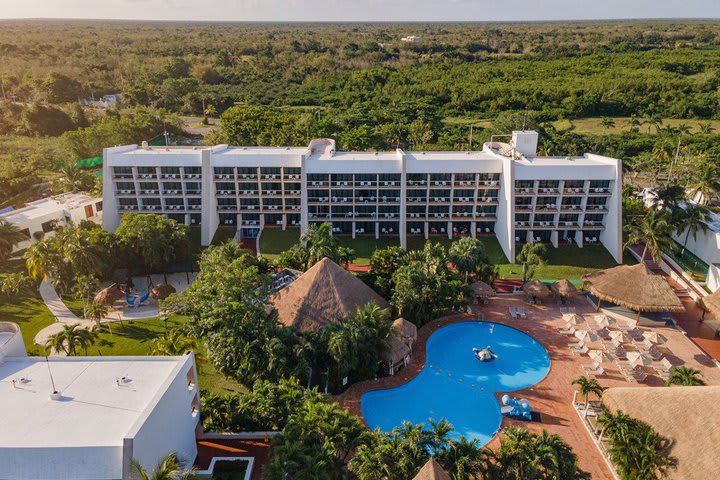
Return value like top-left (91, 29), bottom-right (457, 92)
top-left (186, 189), bottom-right (202, 195)
top-left (563, 188), bottom-right (586, 195)
top-left (588, 188), bottom-right (611, 196)
top-left (113, 174), bottom-right (134, 180)
top-left (452, 197), bottom-right (475, 204)
top-left (139, 189), bottom-right (160, 196)
top-left (514, 205), bottom-right (533, 212)
top-left (560, 204), bottom-right (583, 212)
top-left (515, 188), bottom-right (535, 195)
top-left (116, 189), bottom-right (136, 196)
top-left (119, 205), bottom-right (139, 211)
top-left (585, 205), bottom-right (608, 212)
top-left (238, 205), bottom-right (259, 211)
top-left (162, 189), bottom-right (183, 196)
top-left (535, 204), bottom-right (558, 212)
top-left (214, 174), bottom-right (235, 181)
top-left (378, 181), bottom-right (399, 188)
top-left (474, 213), bottom-right (496, 221)
top-left (237, 174), bottom-right (258, 180)
top-left (137, 173), bottom-right (158, 180)
top-left (165, 205), bottom-right (186, 212)
top-left (262, 174), bottom-right (280, 180)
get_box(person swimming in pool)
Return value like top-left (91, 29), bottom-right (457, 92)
top-left (472, 346), bottom-right (498, 362)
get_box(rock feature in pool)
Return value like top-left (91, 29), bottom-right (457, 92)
top-left (361, 321), bottom-right (550, 446)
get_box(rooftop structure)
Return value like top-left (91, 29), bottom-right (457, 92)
top-left (102, 131), bottom-right (622, 264)
top-left (1, 192), bottom-right (103, 252)
top-left (0, 341), bottom-right (200, 480)
top-left (269, 257), bottom-right (389, 332)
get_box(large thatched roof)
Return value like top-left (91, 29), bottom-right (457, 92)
top-left (269, 257), bottom-right (389, 332)
top-left (412, 458), bottom-right (451, 480)
top-left (699, 289), bottom-right (720, 318)
top-left (603, 386), bottom-right (720, 480)
top-left (582, 264), bottom-right (684, 313)
top-left (551, 279), bottom-right (578, 297)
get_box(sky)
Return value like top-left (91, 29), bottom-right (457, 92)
top-left (1, 0), bottom-right (720, 22)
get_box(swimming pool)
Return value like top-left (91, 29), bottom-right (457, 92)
top-left (361, 321), bottom-right (550, 445)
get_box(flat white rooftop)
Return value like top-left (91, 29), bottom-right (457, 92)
top-left (0, 193), bottom-right (96, 223)
top-left (0, 356), bottom-right (182, 448)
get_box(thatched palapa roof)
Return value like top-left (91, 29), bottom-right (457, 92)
top-left (470, 280), bottom-right (493, 297)
top-left (382, 335), bottom-right (411, 365)
top-left (582, 264), bottom-right (684, 313)
top-left (392, 318), bottom-right (417, 342)
top-left (551, 279), bottom-right (578, 297)
top-left (269, 258), bottom-right (389, 332)
top-left (698, 289), bottom-right (720, 318)
top-left (150, 283), bottom-right (176, 300)
top-left (412, 458), bottom-right (451, 480)
top-left (523, 279), bottom-right (551, 297)
top-left (94, 284), bottom-right (124, 305)
top-left (603, 386), bottom-right (720, 480)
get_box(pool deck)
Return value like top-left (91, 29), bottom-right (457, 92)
top-left (335, 295), bottom-right (720, 480)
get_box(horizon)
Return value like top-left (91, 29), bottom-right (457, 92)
top-left (3, 0), bottom-right (720, 23)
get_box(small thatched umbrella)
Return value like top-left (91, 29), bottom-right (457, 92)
top-left (470, 280), bottom-right (494, 298)
top-left (94, 284), bottom-right (124, 305)
top-left (523, 279), bottom-right (551, 301)
top-left (150, 283), bottom-right (176, 301)
top-left (382, 335), bottom-right (411, 375)
top-left (551, 279), bottom-right (578, 298)
top-left (392, 318), bottom-right (417, 343)
top-left (582, 264), bottom-right (684, 321)
top-left (698, 289), bottom-right (720, 320)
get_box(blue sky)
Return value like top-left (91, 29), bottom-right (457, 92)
top-left (2, 0), bottom-right (720, 21)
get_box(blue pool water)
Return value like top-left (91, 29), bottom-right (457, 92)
top-left (361, 322), bottom-right (550, 445)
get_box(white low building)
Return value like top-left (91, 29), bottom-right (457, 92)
top-left (0, 322), bottom-right (201, 480)
top-left (102, 131), bottom-right (623, 263)
top-left (1, 192), bottom-right (103, 252)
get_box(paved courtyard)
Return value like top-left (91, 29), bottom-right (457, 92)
top-left (337, 295), bottom-right (720, 479)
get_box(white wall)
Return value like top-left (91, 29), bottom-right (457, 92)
top-left (125, 354), bottom-right (200, 478)
top-left (495, 157), bottom-right (514, 263)
top-left (0, 322), bottom-right (26, 361)
top-left (707, 264), bottom-right (720, 293)
top-left (0, 446), bottom-right (123, 480)
top-left (672, 228), bottom-right (720, 266)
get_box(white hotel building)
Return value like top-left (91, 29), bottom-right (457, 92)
top-left (103, 131), bottom-right (623, 263)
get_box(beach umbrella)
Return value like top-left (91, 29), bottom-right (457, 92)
top-left (609, 330), bottom-right (632, 343)
top-left (627, 351), bottom-right (653, 367)
top-left (589, 350), bottom-right (614, 363)
top-left (574, 330), bottom-right (599, 343)
top-left (94, 284), bottom-right (124, 305)
top-left (594, 314), bottom-right (616, 328)
top-left (150, 283), bottom-right (176, 300)
top-left (551, 279), bottom-right (579, 298)
top-left (562, 313), bottom-right (584, 325)
top-left (643, 332), bottom-right (667, 345)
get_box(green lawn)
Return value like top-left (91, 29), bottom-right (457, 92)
top-left (259, 227), bottom-right (301, 260)
top-left (406, 235), bottom-right (509, 265)
top-left (337, 236), bottom-right (401, 264)
top-left (212, 226), bottom-right (238, 245)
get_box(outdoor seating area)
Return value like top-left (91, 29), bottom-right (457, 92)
top-left (557, 312), bottom-right (682, 383)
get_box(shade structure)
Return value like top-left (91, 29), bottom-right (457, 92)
top-left (582, 264), bottom-right (684, 317)
top-left (562, 313), bottom-right (584, 325)
top-left (603, 386), bottom-right (720, 480)
top-left (412, 458), bottom-right (451, 480)
top-left (574, 330), bottom-right (599, 343)
top-left (627, 351), bottom-right (653, 367)
top-left (392, 318), bottom-right (417, 342)
top-left (608, 330), bottom-right (632, 343)
top-left (698, 289), bottom-right (720, 318)
top-left (470, 280), bottom-right (493, 297)
top-left (150, 283), bottom-right (176, 300)
top-left (643, 331), bottom-right (667, 345)
top-left (269, 257), bottom-right (389, 332)
top-left (93, 285), bottom-right (124, 305)
top-left (589, 350), bottom-right (614, 363)
top-left (381, 335), bottom-right (411, 366)
top-left (523, 279), bottom-right (551, 298)
top-left (594, 314), bottom-right (616, 328)
top-left (551, 279), bottom-right (578, 297)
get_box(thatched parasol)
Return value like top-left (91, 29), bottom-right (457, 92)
top-left (470, 280), bottom-right (493, 298)
top-left (269, 258), bottom-right (389, 332)
top-left (551, 279), bottom-right (578, 298)
top-left (150, 283), bottom-right (176, 300)
top-left (392, 318), bottom-right (417, 343)
top-left (582, 264), bottom-right (684, 321)
top-left (523, 279), bottom-right (551, 298)
top-left (603, 386), bottom-right (720, 480)
top-left (94, 284), bottom-right (124, 305)
top-left (412, 458), bottom-right (451, 480)
top-left (698, 289), bottom-right (720, 319)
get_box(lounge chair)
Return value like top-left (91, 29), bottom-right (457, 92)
top-left (517, 307), bottom-right (527, 318)
top-left (126, 290), bottom-right (150, 308)
top-left (509, 307), bottom-right (518, 319)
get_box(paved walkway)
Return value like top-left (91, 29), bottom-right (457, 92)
top-left (34, 279), bottom-right (97, 346)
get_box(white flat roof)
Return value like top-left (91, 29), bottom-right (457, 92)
top-left (0, 193), bottom-right (97, 223)
top-left (0, 356), bottom-right (185, 448)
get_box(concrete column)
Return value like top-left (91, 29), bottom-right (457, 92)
top-left (550, 230), bottom-right (559, 248)
top-left (399, 149), bottom-right (407, 250)
top-left (471, 221), bottom-right (477, 238)
top-left (200, 149), bottom-right (217, 246)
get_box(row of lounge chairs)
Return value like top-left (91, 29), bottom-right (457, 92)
top-left (509, 306), bottom-right (527, 320)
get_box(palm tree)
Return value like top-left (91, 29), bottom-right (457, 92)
top-left (300, 222), bottom-right (346, 269)
top-left (666, 366), bottom-right (706, 386)
top-left (130, 451), bottom-right (197, 480)
top-left (517, 242), bottom-right (548, 282)
top-left (677, 204), bottom-right (708, 256)
top-left (24, 238), bottom-right (62, 280)
top-left (449, 236), bottom-right (488, 282)
top-left (571, 376), bottom-right (604, 416)
top-left (698, 122), bottom-right (714, 135)
top-left (628, 115), bottom-right (642, 133)
top-left (0, 219), bottom-right (29, 261)
top-left (83, 301), bottom-right (108, 327)
top-left (624, 207), bottom-right (674, 264)
top-left (687, 163), bottom-right (720, 205)
top-left (45, 324), bottom-right (98, 356)
top-left (675, 123), bottom-right (692, 135)
top-left (600, 117), bottom-right (615, 130)
top-left (150, 329), bottom-right (201, 356)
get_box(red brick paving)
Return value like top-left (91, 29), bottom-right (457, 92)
top-left (335, 295), bottom-right (720, 480)
top-left (195, 438), bottom-right (271, 480)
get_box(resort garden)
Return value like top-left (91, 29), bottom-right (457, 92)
top-left (0, 214), bottom-right (692, 480)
